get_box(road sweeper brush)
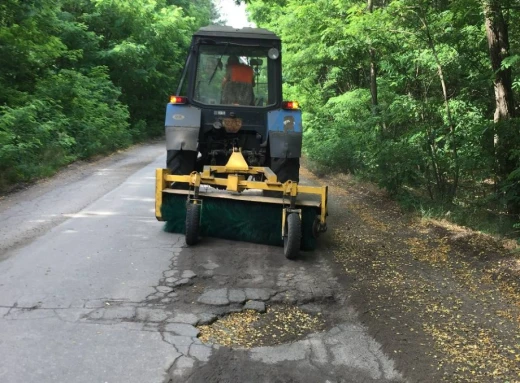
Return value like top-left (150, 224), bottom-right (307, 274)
top-left (155, 148), bottom-right (328, 259)
top-left (155, 26), bottom-right (329, 259)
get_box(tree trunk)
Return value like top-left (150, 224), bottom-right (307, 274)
top-left (367, 0), bottom-right (386, 131)
top-left (419, 14), bottom-right (459, 200)
top-left (484, 0), bottom-right (518, 215)
top-left (484, 0), bottom-right (515, 122)
top-left (367, 0), bottom-right (377, 117)
top-left (369, 48), bottom-right (378, 116)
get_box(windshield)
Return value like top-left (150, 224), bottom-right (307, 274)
top-left (193, 45), bottom-right (274, 107)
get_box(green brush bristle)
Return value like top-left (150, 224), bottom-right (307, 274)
top-left (161, 193), bottom-right (187, 234)
top-left (161, 192), bottom-right (317, 250)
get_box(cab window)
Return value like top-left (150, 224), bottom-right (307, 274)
top-left (193, 45), bottom-right (273, 107)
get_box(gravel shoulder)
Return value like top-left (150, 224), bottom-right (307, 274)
top-left (303, 167), bottom-right (520, 383)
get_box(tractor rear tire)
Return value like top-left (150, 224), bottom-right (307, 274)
top-left (185, 202), bottom-right (201, 246)
top-left (167, 150), bottom-right (197, 190)
top-left (270, 157), bottom-right (300, 183)
top-left (284, 213), bottom-right (301, 260)
top-left (167, 150), bottom-right (197, 175)
top-left (263, 157), bottom-right (300, 198)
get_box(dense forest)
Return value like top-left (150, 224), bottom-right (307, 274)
top-left (242, 0), bottom-right (520, 235)
top-left (2, 0), bottom-right (519, 236)
top-left (0, 0), bottom-right (218, 190)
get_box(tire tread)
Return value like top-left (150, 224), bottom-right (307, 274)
top-left (284, 213), bottom-right (301, 260)
top-left (185, 202), bottom-right (200, 246)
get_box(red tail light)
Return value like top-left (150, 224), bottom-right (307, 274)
top-left (282, 101), bottom-right (300, 110)
top-left (170, 96), bottom-right (187, 104)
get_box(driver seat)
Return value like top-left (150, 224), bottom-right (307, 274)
top-left (221, 82), bottom-right (254, 106)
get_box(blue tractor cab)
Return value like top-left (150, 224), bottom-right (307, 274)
top-left (165, 25), bottom-right (301, 183)
top-left (156, 26), bottom-right (328, 260)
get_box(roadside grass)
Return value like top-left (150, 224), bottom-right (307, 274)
top-left (302, 156), bottom-right (519, 243)
top-left (395, 187), bottom-right (520, 244)
top-left (0, 131), bottom-right (163, 196)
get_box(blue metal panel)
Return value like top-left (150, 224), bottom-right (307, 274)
top-left (165, 104), bottom-right (201, 151)
top-left (267, 109), bottom-right (302, 158)
top-left (165, 104), bottom-right (201, 128)
top-left (267, 110), bottom-right (302, 133)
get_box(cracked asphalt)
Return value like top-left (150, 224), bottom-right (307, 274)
top-left (0, 143), bottom-right (404, 383)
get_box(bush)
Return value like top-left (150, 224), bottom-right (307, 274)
top-left (0, 100), bottom-right (73, 188)
top-left (36, 67), bottom-right (131, 158)
top-left (0, 67), bottom-right (130, 190)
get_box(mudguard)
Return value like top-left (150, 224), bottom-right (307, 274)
top-left (165, 104), bottom-right (201, 151)
top-left (267, 109), bottom-right (302, 158)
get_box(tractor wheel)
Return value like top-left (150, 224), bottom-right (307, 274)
top-left (284, 213), bottom-right (301, 260)
top-left (185, 202), bottom-right (201, 246)
top-left (167, 150), bottom-right (197, 189)
top-left (270, 157), bottom-right (300, 183)
top-left (263, 157), bottom-right (300, 198)
top-left (167, 150), bottom-right (197, 175)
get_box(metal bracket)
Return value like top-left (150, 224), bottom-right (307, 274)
top-left (281, 207), bottom-right (301, 238)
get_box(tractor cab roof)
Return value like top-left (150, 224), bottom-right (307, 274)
top-left (194, 25), bottom-right (280, 41)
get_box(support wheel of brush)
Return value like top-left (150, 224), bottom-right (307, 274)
top-left (185, 202), bottom-right (201, 246)
top-left (284, 213), bottom-right (301, 260)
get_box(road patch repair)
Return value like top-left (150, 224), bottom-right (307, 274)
top-left (197, 305), bottom-right (325, 348)
top-left (74, 236), bottom-right (403, 383)
top-left (167, 280), bottom-right (402, 383)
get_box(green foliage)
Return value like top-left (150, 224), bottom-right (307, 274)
top-left (247, 0), bottom-right (520, 236)
top-left (63, 0), bottom-right (210, 136)
top-left (0, 67), bottom-right (130, 188)
top-left (0, 0), bottom-right (218, 191)
top-left (303, 89), bottom-right (374, 172)
top-left (0, 100), bottom-right (71, 188)
top-left (36, 67), bottom-right (131, 157)
top-left (0, 0), bottom-right (68, 105)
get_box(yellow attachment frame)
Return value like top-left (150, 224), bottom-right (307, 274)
top-left (155, 149), bottom-right (328, 236)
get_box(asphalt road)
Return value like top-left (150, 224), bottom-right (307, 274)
top-left (0, 142), bottom-right (404, 383)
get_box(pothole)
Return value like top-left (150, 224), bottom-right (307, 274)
top-left (197, 304), bottom-right (325, 348)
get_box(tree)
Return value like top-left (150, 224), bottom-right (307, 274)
top-left (484, 0), bottom-right (515, 122)
top-left (482, 0), bottom-right (519, 214)
top-left (0, 0), bottom-right (217, 190)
